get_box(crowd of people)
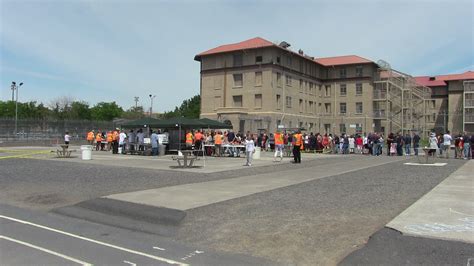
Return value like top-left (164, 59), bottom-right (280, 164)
top-left (72, 128), bottom-right (474, 162)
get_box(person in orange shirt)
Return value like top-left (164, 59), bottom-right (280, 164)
top-left (95, 131), bottom-right (102, 151)
top-left (194, 130), bottom-right (203, 151)
top-left (86, 130), bottom-right (95, 145)
top-left (274, 130), bottom-right (284, 162)
top-left (293, 130), bottom-right (303, 163)
top-left (106, 131), bottom-right (113, 151)
top-left (185, 130), bottom-right (194, 149)
top-left (214, 131), bottom-right (223, 157)
top-left (112, 129), bottom-right (120, 154)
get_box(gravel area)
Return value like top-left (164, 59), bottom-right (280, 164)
top-left (176, 159), bottom-right (466, 265)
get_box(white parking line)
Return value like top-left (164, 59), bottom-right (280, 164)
top-left (0, 215), bottom-right (188, 266)
top-left (0, 235), bottom-right (92, 266)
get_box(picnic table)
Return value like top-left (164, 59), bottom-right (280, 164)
top-left (57, 144), bottom-right (73, 158)
top-left (418, 147), bottom-right (437, 164)
top-left (173, 150), bottom-right (197, 168)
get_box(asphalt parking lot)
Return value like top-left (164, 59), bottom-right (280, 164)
top-left (0, 148), bottom-right (470, 265)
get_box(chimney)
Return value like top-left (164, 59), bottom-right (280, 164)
top-left (298, 49), bottom-right (304, 55)
top-left (429, 76), bottom-right (436, 81)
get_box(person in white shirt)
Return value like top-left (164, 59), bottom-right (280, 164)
top-left (119, 131), bottom-right (127, 154)
top-left (442, 130), bottom-right (452, 159)
top-left (244, 134), bottom-right (255, 166)
top-left (64, 132), bottom-right (71, 148)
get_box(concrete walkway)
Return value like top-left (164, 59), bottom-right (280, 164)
top-left (387, 160), bottom-right (474, 243)
top-left (105, 156), bottom-right (406, 210)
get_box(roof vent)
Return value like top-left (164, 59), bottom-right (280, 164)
top-left (279, 41), bottom-right (291, 49)
top-left (429, 76), bottom-right (436, 81)
top-left (298, 49), bottom-right (304, 55)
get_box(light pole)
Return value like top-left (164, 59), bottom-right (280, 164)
top-left (134, 96), bottom-right (139, 108)
top-left (149, 94), bottom-right (156, 117)
top-left (11, 81), bottom-right (24, 135)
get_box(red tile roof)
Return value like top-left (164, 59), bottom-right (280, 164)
top-left (414, 76), bottom-right (447, 87)
top-left (435, 71), bottom-right (474, 81)
top-left (196, 37), bottom-right (275, 58)
top-left (414, 71), bottom-right (474, 87)
top-left (314, 55), bottom-right (373, 66)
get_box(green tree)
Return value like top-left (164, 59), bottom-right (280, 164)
top-left (70, 101), bottom-right (91, 120)
top-left (122, 106), bottom-right (145, 119)
top-left (91, 101), bottom-right (124, 121)
top-left (163, 95), bottom-right (200, 119)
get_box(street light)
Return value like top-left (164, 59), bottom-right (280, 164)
top-left (11, 81), bottom-right (24, 135)
top-left (149, 94), bottom-right (156, 117)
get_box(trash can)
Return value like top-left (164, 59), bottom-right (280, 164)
top-left (253, 147), bottom-right (261, 159)
top-left (159, 144), bottom-right (166, 156)
top-left (81, 145), bottom-right (93, 160)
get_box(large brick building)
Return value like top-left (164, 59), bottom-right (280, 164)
top-left (195, 37), bottom-right (474, 135)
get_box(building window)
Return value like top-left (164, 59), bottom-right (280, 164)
top-left (276, 94), bottom-right (281, 110)
top-left (233, 54), bottom-right (243, 67)
top-left (277, 72), bottom-right (282, 87)
top-left (255, 72), bottom-right (262, 86)
top-left (286, 96), bottom-right (292, 108)
top-left (431, 100), bottom-right (436, 109)
top-left (325, 103), bottom-right (331, 114)
top-left (286, 75), bottom-right (292, 86)
top-left (255, 55), bottom-right (263, 63)
top-left (356, 66), bottom-right (363, 77)
top-left (309, 101), bottom-right (314, 114)
top-left (255, 94), bottom-right (262, 108)
top-left (287, 56), bottom-right (292, 67)
top-left (300, 79), bottom-right (303, 90)
top-left (299, 99), bottom-right (303, 113)
top-left (339, 123), bottom-right (346, 133)
top-left (325, 85), bottom-right (331, 96)
top-left (233, 74), bottom-right (243, 87)
top-left (233, 95), bottom-right (243, 107)
top-left (340, 68), bottom-right (346, 78)
top-left (324, 124), bottom-right (331, 133)
top-left (276, 56), bottom-right (281, 64)
top-left (340, 84), bottom-right (347, 96)
top-left (356, 83), bottom-right (363, 95)
top-left (356, 102), bottom-right (363, 114)
top-left (340, 102), bottom-right (347, 114)
top-left (309, 82), bottom-right (314, 94)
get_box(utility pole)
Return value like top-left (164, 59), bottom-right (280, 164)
top-left (134, 97), bottom-right (139, 108)
top-left (149, 94), bottom-right (156, 117)
top-left (11, 81), bottom-right (24, 135)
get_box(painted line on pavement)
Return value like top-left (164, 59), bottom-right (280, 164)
top-left (0, 215), bottom-right (188, 266)
top-left (0, 151), bottom-right (51, 159)
top-left (0, 235), bottom-right (92, 265)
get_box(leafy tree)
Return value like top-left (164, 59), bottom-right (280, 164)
top-left (90, 101), bottom-right (123, 121)
top-left (70, 101), bottom-right (91, 120)
top-left (122, 106), bottom-right (145, 119)
top-left (163, 95), bottom-right (200, 119)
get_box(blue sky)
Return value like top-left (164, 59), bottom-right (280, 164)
top-left (1, 0), bottom-right (472, 112)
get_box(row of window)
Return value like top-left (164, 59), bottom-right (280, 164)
top-left (231, 53), bottom-right (365, 79)
top-left (323, 102), bottom-right (364, 114)
top-left (232, 72), bottom-right (364, 96)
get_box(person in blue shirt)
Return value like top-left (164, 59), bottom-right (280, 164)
top-left (150, 130), bottom-right (159, 156)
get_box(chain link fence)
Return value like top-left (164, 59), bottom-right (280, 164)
top-left (0, 118), bottom-right (116, 146)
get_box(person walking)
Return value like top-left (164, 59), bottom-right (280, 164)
top-left (136, 129), bottom-right (145, 151)
top-left (244, 134), bottom-right (255, 166)
top-left (64, 131), bottom-right (71, 148)
top-left (442, 131), bottom-right (452, 159)
top-left (95, 131), bottom-right (102, 151)
top-left (106, 131), bottom-right (113, 151)
top-left (214, 131), bottom-right (223, 157)
top-left (462, 132), bottom-right (470, 159)
top-left (128, 130), bottom-right (136, 152)
top-left (413, 132), bottom-right (420, 156)
top-left (292, 130), bottom-right (303, 163)
top-left (151, 130), bottom-right (159, 156)
top-left (112, 129), bottom-right (119, 154)
top-left (86, 130), bottom-right (95, 145)
top-left (274, 130), bottom-right (284, 162)
top-left (428, 132), bottom-right (438, 156)
top-left (404, 133), bottom-right (412, 156)
top-left (119, 130), bottom-right (127, 154)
